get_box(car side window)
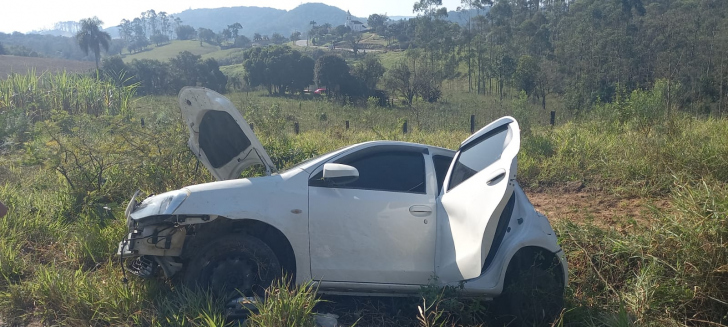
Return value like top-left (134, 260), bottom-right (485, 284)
top-left (310, 151), bottom-right (427, 194)
top-left (432, 155), bottom-right (453, 193)
top-left (448, 125), bottom-right (509, 191)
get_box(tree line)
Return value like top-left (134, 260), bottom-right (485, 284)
top-left (356, 0), bottom-right (728, 116)
top-left (101, 52), bottom-right (227, 95)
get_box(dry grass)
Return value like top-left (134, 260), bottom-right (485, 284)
top-left (0, 55), bottom-right (94, 78)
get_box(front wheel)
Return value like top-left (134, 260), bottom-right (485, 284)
top-left (498, 254), bottom-right (564, 326)
top-left (183, 234), bottom-right (282, 301)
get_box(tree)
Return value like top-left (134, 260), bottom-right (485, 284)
top-left (385, 61), bottom-right (416, 105)
top-left (290, 31), bottom-right (302, 42)
top-left (413, 0), bottom-right (448, 18)
top-left (242, 46), bottom-right (314, 95)
top-left (345, 32), bottom-right (364, 56)
top-left (234, 35), bottom-right (251, 48)
top-left (314, 54), bottom-right (351, 97)
top-left (159, 12), bottom-right (171, 39)
top-left (352, 54), bottom-right (386, 89)
top-left (271, 33), bottom-right (286, 45)
top-left (228, 23), bottom-right (242, 38)
top-left (150, 33), bottom-right (169, 46)
top-left (75, 17), bottom-right (112, 71)
top-left (198, 28), bottom-right (216, 46)
top-left (513, 55), bottom-right (539, 97)
top-left (222, 28), bottom-right (232, 42)
top-left (118, 19), bottom-right (133, 44)
top-left (146, 10), bottom-right (158, 35)
top-left (368, 14), bottom-right (390, 34)
top-left (169, 51), bottom-right (228, 93)
top-left (334, 25), bottom-right (350, 38)
top-left (170, 51), bottom-right (202, 88)
top-left (197, 58), bottom-right (228, 93)
top-left (129, 58), bottom-right (172, 95)
top-left (176, 25), bottom-right (196, 40)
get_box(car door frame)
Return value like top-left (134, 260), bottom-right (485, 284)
top-left (435, 117), bottom-right (520, 282)
top-left (306, 142), bottom-right (441, 286)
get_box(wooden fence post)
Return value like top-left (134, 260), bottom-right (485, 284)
top-left (403, 120), bottom-right (408, 134)
top-left (345, 120), bottom-right (349, 130)
top-left (470, 114), bottom-right (475, 133)
top-left (294, 122), bottom-right (300, 134)
top-left (249, 123), bottom-right (254, 131)
top-left (550, 111), bottom-right (556, 126)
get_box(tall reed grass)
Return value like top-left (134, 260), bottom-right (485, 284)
top-left (0, 70), bottom-right (137, 144)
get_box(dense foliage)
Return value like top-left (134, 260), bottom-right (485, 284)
top-left (242, 46), bottom-right (314, 95)
top-left (101, 51), bottom-right (227, 95)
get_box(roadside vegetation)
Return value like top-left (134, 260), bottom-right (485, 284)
top-left (1, 0), bottom-right (728, 325)
top-left (0, 68), bottom-right (726, 326)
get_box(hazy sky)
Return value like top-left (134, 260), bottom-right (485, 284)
top-left (1, 0), bottom-right (464, 33)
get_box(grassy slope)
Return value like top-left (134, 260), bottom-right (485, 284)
top-left (200, 47), bottom-right (246, 61)
top-left (121, 40), bottom-right (220, 63)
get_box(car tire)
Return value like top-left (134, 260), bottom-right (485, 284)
top-left (183, 234), bottom-right (281, 300)
top-left (498, 255), bottom-right (564, 326)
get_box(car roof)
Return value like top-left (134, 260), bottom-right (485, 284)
top-left (290, 140), bottom-right (456, 174)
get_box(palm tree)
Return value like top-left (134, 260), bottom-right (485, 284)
top-left (76, 17), bottom-right (111, 71)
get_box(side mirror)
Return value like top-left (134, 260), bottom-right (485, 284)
top-left (322, 163), bottom-right (359, 186)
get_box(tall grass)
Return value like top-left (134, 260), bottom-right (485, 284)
top-left (246, 278), bottom-right (322, 327)
top-left (0, 73), bottom-right (727, 326)
top-left (0, 70), bottom-right (137, 144)
top-left (558, 180), bottom-right (728, 326)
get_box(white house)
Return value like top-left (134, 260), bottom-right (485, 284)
top-left (346, 11), bottom-right (367, 32)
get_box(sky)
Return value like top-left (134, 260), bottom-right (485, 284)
top-left (1, 0), bottom-right (465, 34)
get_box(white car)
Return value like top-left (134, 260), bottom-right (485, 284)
top-left (118, 87), bottom-right (567, 326)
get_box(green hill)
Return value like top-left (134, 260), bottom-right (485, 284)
top-left (121, 40), bottom-right (220, 63)
top-left (173, 3), bottom-right (363, 38)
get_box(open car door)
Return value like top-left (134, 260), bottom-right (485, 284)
top-left (179, 87), bottom-right (276, 181)
top-left (436, 117), bottom-right (520, 281)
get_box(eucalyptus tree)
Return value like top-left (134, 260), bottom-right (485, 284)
top-left (228, 23), bottom-right (242, 38)
top-left (75, 17), bottom-right (112, 71)
top-left (159, 12), bottom-right (171, 39)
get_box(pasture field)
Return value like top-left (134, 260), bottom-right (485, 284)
top-left (121, 40), bottom-right (221, 63)
top-left (0, 72), bottom-right (726, 326)
top-left (0, 55), bottom-right (94, 78)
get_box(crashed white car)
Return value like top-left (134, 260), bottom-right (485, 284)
top-left (119, 87), bottom-right (567, 325)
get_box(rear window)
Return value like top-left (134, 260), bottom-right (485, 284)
top-left (433, 155), bottom-right (453, 193)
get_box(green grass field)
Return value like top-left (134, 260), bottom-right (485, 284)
top-left (121, 40), bottom-right (221, 63)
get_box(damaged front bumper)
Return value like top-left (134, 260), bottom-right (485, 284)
top-left (117, 190), bottom-right (188, 258)
top-left (116, 190), bottom-right (216, 278)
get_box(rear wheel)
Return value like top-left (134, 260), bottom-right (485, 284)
top-left (498, 251), bottom-right (564, 326)
top-left (183, 234), bottom-right (281, 301)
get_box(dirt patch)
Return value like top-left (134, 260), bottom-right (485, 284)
top-left (525, 186), bottom-right (671, 229)
top-left (0, 55), bottom-right (94, 78)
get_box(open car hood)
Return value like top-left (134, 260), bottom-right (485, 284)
top-left (178, 87), bottom-right (276, 181)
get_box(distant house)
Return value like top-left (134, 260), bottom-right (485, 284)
top-left (345, 10), bottom-right (367, 32)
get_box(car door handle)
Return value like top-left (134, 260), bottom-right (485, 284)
top-left (409, 205), bottom-right (432, 214)
top-left (486, 169), bottom-right (507, 185)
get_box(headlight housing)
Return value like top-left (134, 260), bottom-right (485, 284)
top-left (129, 189), bottom-right (190, 220)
